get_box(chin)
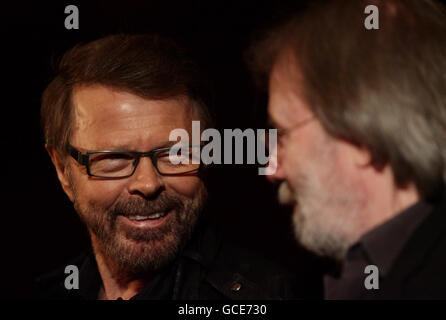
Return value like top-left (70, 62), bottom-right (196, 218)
top-left (99, 231), bottom-right (179, 275)
top-left (292, 208), bottom-right (349, 262)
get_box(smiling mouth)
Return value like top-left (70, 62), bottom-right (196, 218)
top-left (127, 212), bottom-right (168, 221)
top-left (127, 212), bottom-right (167, 221)
top-left (117, 210), bottom-right (173, 229)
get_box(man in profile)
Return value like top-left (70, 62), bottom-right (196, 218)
top-left (251, 0), bottom-right (446, 299)
top-left (36, 34), bottom-right (295, 300)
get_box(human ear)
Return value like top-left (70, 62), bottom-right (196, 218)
top-left (337, 139), bottom-right (374, 170)
top-left (45, 144), bottom-right (75, 202)
top-left (352, 144), bottom-right (373, 168)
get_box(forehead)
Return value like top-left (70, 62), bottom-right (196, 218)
top-left (268, 49), bottom-right (313, 128)
top-left (71, 85), bottom-right (196, 149)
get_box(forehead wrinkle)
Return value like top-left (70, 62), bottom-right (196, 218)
top-left (71, 86), bottom-right (197, 150)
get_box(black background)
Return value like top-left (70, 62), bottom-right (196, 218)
top-left (1, 0), bottom-right (330, 299)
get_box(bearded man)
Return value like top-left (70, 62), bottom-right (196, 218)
top-left (252, 0), bottom-right (446, 299)
top-left (36, 34), bottom-right (296, 300)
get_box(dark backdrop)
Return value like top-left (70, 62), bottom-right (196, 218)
top-left (2, 0), bottom-right (329, 299)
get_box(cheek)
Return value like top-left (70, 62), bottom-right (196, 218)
top-left (281, 143), bottom-right (303, 178)
top-left (163, 176), bottom-right (204, 199)
top-left (280, 139), bottom-right (317, 190)
top-left (73, 174), bottom-right (125, 209)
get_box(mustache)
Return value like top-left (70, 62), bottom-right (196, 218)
top-left (109, 192), bottom-right (184, 217)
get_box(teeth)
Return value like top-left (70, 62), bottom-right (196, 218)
top-left (128, 212), bottom-right (166, 221)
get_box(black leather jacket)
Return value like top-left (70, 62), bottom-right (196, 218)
top-left (35, 218), bottom-right (298, 300)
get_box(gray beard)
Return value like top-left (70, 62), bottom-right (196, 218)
top-left (292, 175), bottom-right (363, 263)
top-left (278, 154), bottom-right (365, 263)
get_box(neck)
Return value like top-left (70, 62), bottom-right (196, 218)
top-left (358, 171), bottom-right (421, 239)
top-left (91, 238), bottom-right (151, 300)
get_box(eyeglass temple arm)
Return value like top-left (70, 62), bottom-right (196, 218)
top-left (68, 145), bottom-right (89, 166)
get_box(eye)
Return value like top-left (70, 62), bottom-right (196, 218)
top-left (157, 147), bottom-right (198, 166)
top-left (94, 153), bottom-right (133, 161)
top-left (89, 153), bottom-right (135, 173)
top-left (276, 127), bottom-right (286, 136)
top-left (159, 151), bottom-right (190, 163)
top-left (275, 129), bottom-right (285, 143)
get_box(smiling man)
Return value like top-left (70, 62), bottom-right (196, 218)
top-left (36, 34), bottom-right (295, 300)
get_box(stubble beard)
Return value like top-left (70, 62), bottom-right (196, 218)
top-left (72, 184), bottom-right (208, 279)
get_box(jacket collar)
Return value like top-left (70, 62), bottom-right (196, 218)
top-left (381, 194), bottom-right (446, 296)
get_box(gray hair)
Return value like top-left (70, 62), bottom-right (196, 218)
top-left (250, 0), bottom-right (446, 200)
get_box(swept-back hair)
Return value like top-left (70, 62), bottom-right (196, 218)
top-left (250, 0), bottom-right (446, 199)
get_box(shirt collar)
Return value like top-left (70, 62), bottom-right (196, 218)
top-left (357, 200), bottom-right (432, 277)
top-left (78, 251), bottom-right (102, 299)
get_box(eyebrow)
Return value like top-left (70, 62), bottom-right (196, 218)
top-left (94, 141), bottom-right (177, 151)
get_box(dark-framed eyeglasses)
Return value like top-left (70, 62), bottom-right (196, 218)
top-left (67, 144), bottom-right (201, 179)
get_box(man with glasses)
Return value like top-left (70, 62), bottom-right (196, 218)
top-left (36, 34), bottom-right (295, 300)
top-left (250, 0), bottom-right (446, 299)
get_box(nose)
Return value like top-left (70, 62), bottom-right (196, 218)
top-left (128, 157), bottom-right (164, 198)
top-left (266, 144), bottom-right (286, 183)
top-left (266, 161), bottom-right (286, 183)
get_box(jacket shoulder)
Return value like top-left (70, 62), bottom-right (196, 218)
top-left (382, 197), bottom-right (446, 299)
top-left (34, 252), bottom-right (88, 299)
top-left (203, 238), bottom-right (300, 300)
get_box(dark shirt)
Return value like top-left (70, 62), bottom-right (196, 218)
top-left (77, 251), bottom-right (178, 300)
top-left (324, 201), bottom-right (433, 299)
top-left (35, 218), bottom-right (301, 300)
